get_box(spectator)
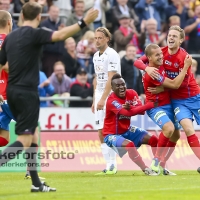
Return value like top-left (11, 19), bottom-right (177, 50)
top-left (61, 37), bottom-right (80, 78)
top-left (112, 0), bottom-right (139, 33)
top-left (76, 30), bottom-right (96, 75)
top-left (40, 5), bottom-right (64, 77)
top-left (121, 44), bottom-right (144, 96)
top-left (53, 0), bottom-right (72, 24)
top-left (69, 68), bottom-right (93, 107)
top-left (113, 14), bottom-right (143, 53)
top-left (66, 0), bottom-right (94, 43)
top-left (169, 15), bottom-right (181, 27)
top-left (93, 0), bottom-right (110, 30)
top-left (165, 0), bottom-right (190, 28)
top-left (135, 0), bottom-right (166, 31)
top-left (140, 18), bottom-right (167, 51)
top-left (0, 0), bottom-right (17, 30)
top-left (38, 71), bottom-right (55, 107)
top-left (49, 61), bottom-right (71, 95)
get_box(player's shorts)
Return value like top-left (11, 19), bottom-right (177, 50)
top-left (171, 94), bottom-right (200, 125)
top-left (104, 125), bottom-right (148, 157)
top-left (146, 104), bottom-right (180, 130)
top-left (0, 101), bottom-right (15, 131)
top-left (94, 91), bottom-right (106, 130)
top-left (7, 86), bottom-right (39, 135)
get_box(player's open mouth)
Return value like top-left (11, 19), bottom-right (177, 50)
top-left (169, 41), bottom-right (174, 44)
top-left (119, 89), bottom-right (125, 95)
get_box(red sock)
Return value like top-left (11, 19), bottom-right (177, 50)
top-left (187, 134), bottom-right (200, 159)
top-left (125, 142), bottom-right (146, 170)
top-left (0, 136), bottom-right (8, 147)
top-left (160, 141), bottom-right (176, 168)
top-left (148, 135), bottom-right (158, 156)
top-left (155, 132), bottom-right (170, 159)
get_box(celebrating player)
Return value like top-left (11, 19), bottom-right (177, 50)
top-left (0, 2), bottom-right (98, 192)
top-left (92, 27), bottom-right (121, 175)
top-left (103, 73), bottom-right (158, 175)
top-left (143, 43), bottom-right (192, 174)
top-left (134, 25), bottom-right (200, 171)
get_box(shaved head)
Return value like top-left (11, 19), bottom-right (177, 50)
top-left (0, 10), bottom-right (12, 29)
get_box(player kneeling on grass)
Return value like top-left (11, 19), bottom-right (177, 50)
top-left (102, 73), bottom-right (159, 175)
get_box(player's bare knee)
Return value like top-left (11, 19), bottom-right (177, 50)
top-left (162, 122), bottom-right (175, 137)
top-left (180, 119), bottom-right (194, 136)
top-left (0, 130), bottom-right (10, 142)
top-left (17, 135), bottom-right (33, 149)
top-left (170, 130), bottom-right (180, 142)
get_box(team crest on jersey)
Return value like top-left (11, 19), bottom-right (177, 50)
top-left (112, 100), bottom-right (121, 109)
top-left (156, 75), bottom-right (164, 83)
top-left (174, 62), bottom-right (179, 68)
top-left (95, 65), bottom-right (103, 72)
top-left (158, 120), bottom-right (162, 125)
top-left (129, 125), bottom-right (137, 133)
top-left (165, 60), bottom-right (172, 66)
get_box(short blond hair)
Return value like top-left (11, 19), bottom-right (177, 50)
top-left (145, 43), bottom-right (160, 57)
top-left (53, 61), bottom-right (65, 69)
top-left (169, 15), bottom-right (180, 23)
top-left (169, 25), bottom-right (185, 40)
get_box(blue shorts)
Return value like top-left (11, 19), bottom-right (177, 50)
top-left (0, 102), bottom-right (15, 131)
top-left (172, 94), bottom-right (200, 125)
top-left (104, 126), bottom-right (148, 157)
top-left (146, 104), bottom-right (180, 130)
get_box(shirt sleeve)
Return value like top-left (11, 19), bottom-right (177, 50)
top-left (33, 27), bottom-right (54, 45)
top-left (148, 74), bottom-right (165, 86)
top-left (0, 38), bottom-right (7, 65)
top-left (108, 52), bottom-right (120, 72)
top-left (107, 98), bottom-right (122, 115)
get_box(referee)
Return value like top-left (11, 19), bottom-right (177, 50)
top-left (0, 2), bottom-right (98, 192)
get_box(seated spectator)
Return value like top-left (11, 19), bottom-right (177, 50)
top-left (140, 18), bottom-right (167, 51)
top-left (61, 37), bottom-right (80, 78)
top-left (165, 0), bottom-right (190, 28)
top-left (69, 68), bottom-right (93, 107)
top-left (112, 0), bottom-right (139, 32)
top-left (114, 14), bottom-right (143, 54)
top-left (66, 0), bottom-right (94, 43)
top-left (49, 61), bottom-right (71, 95)
top-left (38, 71), bottom-right (55, 107)
top-left (76, 31), bottom-right (96, 75)
top-left (121, 44), bottom-right (144, 96)
top-left (135, 0), bottom-right (166, 31)
top-left (93, 0), bottom-right (110, 30)
top-left (40, 5), bottom-right (64, 77)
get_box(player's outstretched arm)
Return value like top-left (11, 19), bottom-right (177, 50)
top-left (134, 55), bottom-right (159, 80)
top-left (51, 9), bottom-right (98, 42)
top-left (162, 55), bottom-right (192, 89)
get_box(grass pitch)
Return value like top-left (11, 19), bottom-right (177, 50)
top-left (0, 171), bottom-right (200, 200)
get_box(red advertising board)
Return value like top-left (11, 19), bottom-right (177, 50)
top-left (40, 131), bottom-right (200, 172)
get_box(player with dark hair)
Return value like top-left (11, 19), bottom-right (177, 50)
top-left (92, 27), bottom-right (121, 175)
top-left (134, 25), bottom-right (200, 173)
top-left (143, 43), bottom-right (192, 174)
top-left (103, 73), bottom-right (159, 175)
top-left (0, 2), bottom-right (98, 192)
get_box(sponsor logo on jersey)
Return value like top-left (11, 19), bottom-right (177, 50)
top-left (174, 107), bottom-right (180, 115)
top-left (174, 62), bottom-right (179, 68)
top-left (165, 60), bottom-right (172, 66)
top-left (0, 80), bottom-right (5, 84)
top-left (112, 100), bottom-right (121, 109)
top-left (119, 115), bottom-right (131, 120)
top-left (154, 111), bottom-right (166, 122)
top-left (129, 125), bottom-right (137, 133)
top-left (108, 135), bottom-right (116, 141)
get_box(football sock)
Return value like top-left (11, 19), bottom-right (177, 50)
top-left (25, 143), bottom-right (41, 187)
top-left (0, 141), bottom-right (23, 165)
top-left (108, 147), bottom-right (117, 169)
top-left (0, 136), bottom-right (8, 147)
top-left (26, 145), bottom-right (38, 175)
top-left (125, 142), bottom-right (146, 170)
top-left (101, 143), bottom-right (111, 170)
top-left (148, 135), bottom-right (158, 156)
top-left (187, 134), bottom-right (200, 159)
top-left (155, 132), bottom-right (170, 160)
top-left (160, 141), bottom-right (176, 168)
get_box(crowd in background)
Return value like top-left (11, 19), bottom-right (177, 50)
top-left (1, 0), bottom-right (200, 107)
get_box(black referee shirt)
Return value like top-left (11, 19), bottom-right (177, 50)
top-left (0, 26), bottom-right (53, 90)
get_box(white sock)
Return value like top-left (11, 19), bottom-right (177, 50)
top-left (108, 147), bottom-right (117, 169)
top-left (101, 143), bottom-right (110, 170)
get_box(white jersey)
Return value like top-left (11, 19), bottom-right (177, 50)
top-left (93, 47), bottom-right (121, 93)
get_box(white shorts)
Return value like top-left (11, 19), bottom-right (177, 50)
top-left (94, 92), bottom-right (106, 130)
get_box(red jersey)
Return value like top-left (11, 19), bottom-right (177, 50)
top-left (0, 33), bottom-right (7, 100)
top-left (143, 65), bottom-right (171, 106)
top-left (162, 46), bottom-right (199, 99)
top-left (103, 89), bottom-right (142, 136)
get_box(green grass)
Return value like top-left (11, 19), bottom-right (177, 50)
top-left (0, 171), bottom-right (200, 200)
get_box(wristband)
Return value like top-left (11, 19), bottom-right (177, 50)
top-left (77, 19), bottom-right (87, 29)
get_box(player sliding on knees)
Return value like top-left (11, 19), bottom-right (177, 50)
top-left (142, 44), bottom-right (192, 175)
top-left (102, 73), bottom-right (159, 175)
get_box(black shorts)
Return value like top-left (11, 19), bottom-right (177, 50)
top-left (7, 86), bottom-right (39, 135)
